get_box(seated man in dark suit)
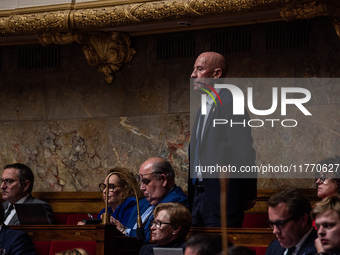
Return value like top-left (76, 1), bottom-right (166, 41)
top-left (266, 188), bottom-right (317, 255)
top-left (0, 203), bottom-right (37, 254)
top-left (1, 163), bottom-right (53, 225)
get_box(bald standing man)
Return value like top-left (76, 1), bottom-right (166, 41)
top-left (188, 52), bottom-right (257, 227)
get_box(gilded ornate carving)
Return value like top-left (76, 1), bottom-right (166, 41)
top-left (39, 31), bottom-right (135, 84)
top-left (0, 0), bottom-right (338, 38)
top-left (0, 0), bottom-right (294, 36)
top-left (6, 11), bottom-right (70, 34)
top-left (280, 1), bottom-right (327, 21)
top-left (39, 32), bottom-right (81, 46)
top-left (81, 32), bottom-right (136, 84)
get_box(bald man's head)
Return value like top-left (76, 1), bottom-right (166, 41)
top-left (191, 52), bottom-right (227, 79)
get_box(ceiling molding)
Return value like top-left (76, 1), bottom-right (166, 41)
top-left (0, 0), bottom-right (338, 45)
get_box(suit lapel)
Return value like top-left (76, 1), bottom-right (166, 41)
top-left (0, 226), bottom-right (6, 246)
top-left (201, 102), bottom-right (217, 144)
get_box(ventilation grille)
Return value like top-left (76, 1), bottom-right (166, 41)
top-left (210, 27), bottom-right (251, 54)
top-left (19, 45), bottom-right (61, 69)
top-left (266, 21), bottom-right (310, 51)
top-left (157, 33), bottom-right (195, 60)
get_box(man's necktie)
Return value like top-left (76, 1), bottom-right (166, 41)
top-left (4, 204), bottom-right (14, 219)
top-left (286, 246), bottom-right (296, 255)
top-left (133, 205), bottom-right (155, 229)
top-left (192, 114), bottom-right (205, 185)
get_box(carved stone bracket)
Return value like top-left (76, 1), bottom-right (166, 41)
top-left (40, 31), bottom-right (136, 83)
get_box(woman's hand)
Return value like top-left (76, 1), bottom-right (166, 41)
top-left (110, 217), bottom-right (127, 234)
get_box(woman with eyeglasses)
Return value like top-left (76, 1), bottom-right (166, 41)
top-left (139, 203), bottom-right (192, 255)
top-left (315, 156), bottom-right (340, 200)
top-left (78, 167), bottom-right (142, 225)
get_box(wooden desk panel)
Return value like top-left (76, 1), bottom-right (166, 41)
top-left (11, 224), bottom-right (143, 255)
top-left (12, 225), bottom-right (276, 253)
top-left (189, 227), bottom-right (276, 247)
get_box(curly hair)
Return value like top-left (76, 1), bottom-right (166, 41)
top-left (107, 167), bottom-right (142, 204)
top-left (315, 156), bottom-right (340, 195)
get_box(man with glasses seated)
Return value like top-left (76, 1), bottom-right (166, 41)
top-left (112, 157), bottom-right (188, 242)
top-left (1, 163), bottom-right (53, 225)
top-left (265, 189), bottom-right (317, 255)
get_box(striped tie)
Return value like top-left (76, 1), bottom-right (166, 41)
top-left (133, 205), bottom-right (155, 229)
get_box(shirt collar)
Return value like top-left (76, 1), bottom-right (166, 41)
top-left (290, 227), bottom-right (313, 255)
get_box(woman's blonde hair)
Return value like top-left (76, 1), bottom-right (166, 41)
top-left (154, 203), bottom-right (192, 238)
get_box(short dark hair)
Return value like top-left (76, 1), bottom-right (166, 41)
top-left (268, 189), bottom-right (312, 224)
top-left (185, 234), bottom-right (223, 255)
top-left (4, 163), bottom-right (34, 193)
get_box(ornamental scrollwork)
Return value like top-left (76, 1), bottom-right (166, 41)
top-left (280, 1), bottom-right (327, 21)
top-left (39, 31), bottom-right (135, 84)
top-left (81, 32), bottom-right (136, 84)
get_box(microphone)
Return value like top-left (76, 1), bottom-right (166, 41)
top-left (101, 171), bottom-right (145, 241)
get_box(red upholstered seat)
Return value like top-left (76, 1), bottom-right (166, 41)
top-left (53, 213), bottom-right (69, 224)
top-left (242, 213), bottom-right (269, 228)
top-left (49, 241), bottom-right (96, 255)
top-left (33, 241), bottom-right (51, 255)
top-left (249, 246), bottom-right (267, 255)
top-left (66, 214), bottom-right (98, 225)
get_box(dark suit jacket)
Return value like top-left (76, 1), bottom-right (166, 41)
top-left (189, 88), bottom-right (257, 227)
top-left (265, 228), bottom-right (317, 255)
top-left (0, 225), bottom-right (37, 255)
top-left (3, 194), bottom-right (53, 225)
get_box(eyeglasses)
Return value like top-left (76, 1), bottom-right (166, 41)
top-left (150, 219), bottom-right (172, 229)
top-left (135, 172), bottom-right (162, 185)
top-left (0, 178), bottom-right (19, 186)
top-left (268, 216), bottom-right (294, 231)
top-left (98, 183), bottom-right (119, 192)
top-left (315, 176), bottom-right (330, 184)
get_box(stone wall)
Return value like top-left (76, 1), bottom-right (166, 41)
top-left (0, 17), bottom-right (339, 192)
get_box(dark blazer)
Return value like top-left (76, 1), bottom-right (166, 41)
top-left (189, 88), bottom-right (257, 227)
top-left (0, 225), bottom-right (37, 255)
top-left (265, 228), bottom-right (317, 255)
top-left (3, 194), bottom-right (53, 225)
